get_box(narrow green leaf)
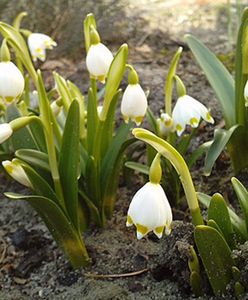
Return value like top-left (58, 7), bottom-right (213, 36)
top-left (6, 104), bottom-right (37, 151)
top-left (197, 192), bottom-right (248, 241)
top-left (185, 34), bottom-right (235, 128)
top-left (59, 100), bottom-right (80, 230)
top-left (54, 72), bottom-right (72, 111)
top-left (146, 107), bottom-right (158, 134)
top-left (231, 177), bottom-right (248, 229)
top-left (207, 219), bottom-right (224, 236)
top-left (208, 193), bottom-right (234, 248)
top-left (187, 141), bottom-right (212, 168)
top-left (100, 90), bottom-right (121, 157)
top-left (100, 44), bottom-right (128, 120)
top-left (235, 8), bottom-right (248, 125)
top-left (125, 161), bottom-right (149, 175)
top-left (204, 125), bottom-right (239, 176)
top-left (5, 192), bottom-right (90, 268)
top-left (16, 149), bottom-right (50, 171)
top-left (0, 22), bottom-right (36, 80)
top-left (194, 225), bottom-right (234, 296)
top-left (83, 13), bottom-right (97, 53)
top-left (87, 87), bottom-right (99, 154)
top-left (22, 163), bottom-right (58, 203)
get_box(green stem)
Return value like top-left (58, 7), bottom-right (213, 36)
top-left (37, 70), bottom-right (65, 209)
top-left (133, 128), bottom-right (203, 226)
top-left (165, 47), bottom-right (183, 115)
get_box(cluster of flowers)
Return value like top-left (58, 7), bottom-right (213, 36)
top-left (0, 27), bottom-right (215, 241)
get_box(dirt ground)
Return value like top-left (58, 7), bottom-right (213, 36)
top-left (0, 0), bottom-right (247, 299)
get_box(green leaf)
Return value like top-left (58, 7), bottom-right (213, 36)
top-left (22, 163), bottom-right (58, 203)
top-left (125, 161), bottom-right (149, 175)
top-left (101, 123), bottom-right (134, 218)
top-left (231, 177), bottom-right (248, 230)
top-left (16, 149), bottom-right (50, 171)
top-left (54, 72), bottom-right (72, 111)
top-left (235, 8), bottom-right (248, 125)
top-left (87, 88), bottom-right (99, 155)
top-left (204, 125), bottom-right (239, 176)
top-left (83, 13), bottom-right (97, 53)
top-left (100, 90), bottom-right (121, 158)
top-left (185, 34), bottom-right (235, 128)
top-left (6, 104), bottom-right (37, 151)
top-left (197, 192), bottom-right (248, 241)
top-left (194, 225), bottom-right (234, 296)
top-left (5, 192), bottom-right (90, 268)
top-left (0, 22), bottom-right (36, 80)
top-left (100, 44), bottom-right (128, 120)
top-left (59, 100), bottom-right (80, 230)
top-left (187, 141), bottom-right (212, 168)
top-left (146, 107), bottom-right (158, 134)
top-left (208, 193), bottom-right (234, 248)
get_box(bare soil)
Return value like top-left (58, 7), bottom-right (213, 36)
top-left (0, 1), bottom-right (247, 299)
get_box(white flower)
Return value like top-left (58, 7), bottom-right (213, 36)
top-left (157, 113), bottom-right (174, 137)
top-left (121, 84), bottom-right (148, 125)
top-left (244, 80), bottom-right (248, 107)
top-left (2, 159), bottom-right (32, 188)
top-left (28, 33), bottom-right (57, 62)
top-left (126, 182), bottom-right (172, 239)
top-left (51, 101), bottom-right (62, 116)
top-left (0, 123), bottom-right (13, 143)
top-left (86, 43), bottom-right (113, 83)
top-left (172, 95), bottom-right (214, 136)
top-left (0, 62), bottom-right (24, 103)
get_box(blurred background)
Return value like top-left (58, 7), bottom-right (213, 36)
top-left (0, 0), bottom-right (246, 59)
top-left (0, 0), bottom-right (246, 114)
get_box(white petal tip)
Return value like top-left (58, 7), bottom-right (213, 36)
top-left (154, 231), bottom-right (163, 239)
top-left (136, 231), bottom-right (144, 240)
top-left (126, 221), bottom-right (133, 227)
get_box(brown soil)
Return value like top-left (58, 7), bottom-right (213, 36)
top-left (0, 1), bottom-right (247, 299)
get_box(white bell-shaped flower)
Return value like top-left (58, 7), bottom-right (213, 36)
top-left (2, 159), bottom-right (32, 188)
top-left (244, 80), bottom-right (248, 107)
top-left (0, 123), bottom-right (13, 143)
top-left (28, 33), bottom-right (57, 62)
top-left (157, 113), bottom-right (174, 137)
top-left (121, 84), bottom-right (147, 126)
top-left (51, 101), bottom-right (62, 116)
top-left (126, 182), bottom-right (172, 239)
top-left (172, 95), bottom-right (214, 136)
top-left (0, 62), bottom-right (24, 103)
top-left (86, 43), bottom-right (113, 83)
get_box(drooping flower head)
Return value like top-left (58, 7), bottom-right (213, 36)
top-left (126, 154), bottom-right (172, 239)
top-left (0, 123), bottom-right (13, 143)
top-left (121, 67), bottom-right (147, 125)
top-left (172, 95), bottom-right (214, 136)
top-left (28, 33), bottom-right (57, 62)
top-left (0, 62), bottom-right (24, 103)
top-left (86, 27), bottom-right (113, 83)
top-left (2, 159), bottom-right (32, 188)
top-left (126, 182), bottom-right (173, 239)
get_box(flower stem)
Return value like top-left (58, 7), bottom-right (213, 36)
top-left (133, 128), bottom-right (203, 226)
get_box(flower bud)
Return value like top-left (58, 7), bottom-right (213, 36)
top-left (121, 84), bottom-right (147, 125)
top-left (51, 100), bottom-right (62, 116)
top-left (2, 159), bottom-right (32, 188)
top-left (0, 62), bottom-right (24, 103)
top-left (28, 33), bottom-right (57, 62)
top-left (86, 42), bottom-right (113, 83)
top-left (157, 113), bottom-right (174, 137)
top-left (0, 123), bottom-right (13, 143)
